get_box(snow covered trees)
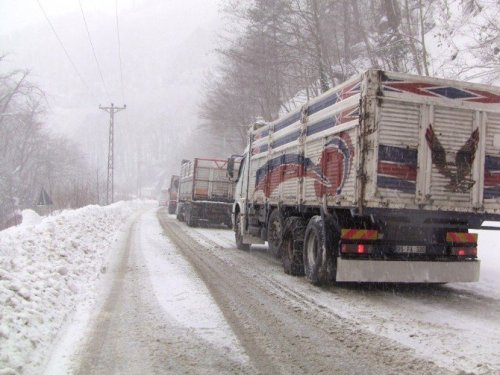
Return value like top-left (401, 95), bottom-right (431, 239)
top-left (200, 0), bottom-right (498, 151)
top-left (0, 60), bottom-right (98, 229)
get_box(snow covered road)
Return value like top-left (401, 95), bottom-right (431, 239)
top-left (161, 210), bottom-right (500, 375)
top-left (157, 211), bottom-right (455, 374)
top-left (61, 209), bottom-right (252, 374)
top-left (2, 203), bottom-right (499, 374)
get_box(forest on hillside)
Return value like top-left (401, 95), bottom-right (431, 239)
top-left (200, 0), bottom-right (499, 151)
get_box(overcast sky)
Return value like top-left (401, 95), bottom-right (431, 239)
top-left (0, 0), bottom-right (218, 35)
top-left (0, 0), bottom-right (221, 131)
top-left (0, 0), bottom-right (224, 184)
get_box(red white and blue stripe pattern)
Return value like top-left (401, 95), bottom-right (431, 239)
top-left (377, 145), bottom-right (417, 194)
top-left (251, 80), bottom-right (361, 157)
top-left (382, 77), bottom-right (500, 104)
top-left (484, 155), bottom-right (500, 199)
top-left (252, 106), bottom-right (359, 157)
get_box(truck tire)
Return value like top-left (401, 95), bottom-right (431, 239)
top-left (281, 217), bottom-right (306, 276)
top-left (235, 214), bottom-right (250, 251)
top-left (168, 204), bottom-right (176, 215)
top-left (267, 209), bottom-right (283, 258)
top-left (186, 209), bottom-right (197, 227)
top-left (303, 216), bottom-right (336, 285)
top-left (176, 206), bottom-right (184, 222)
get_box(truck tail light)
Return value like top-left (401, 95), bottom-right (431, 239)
top-left (451, 247), bottom-right (477, 257)
top-left (341, 243), bottom-right (373, 254)
top-left (340, 228), bottom-right (377, 255)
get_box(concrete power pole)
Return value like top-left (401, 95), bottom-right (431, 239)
top-left (99, 103), bottom-right (126, 204)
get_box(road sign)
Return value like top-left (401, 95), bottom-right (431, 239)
top-left (36, 188), bottom-right (53, 206)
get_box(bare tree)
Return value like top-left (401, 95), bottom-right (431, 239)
top-left (0, 61), bottom-right (99, 228)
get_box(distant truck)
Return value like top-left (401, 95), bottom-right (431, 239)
top-left (176, 158), bottom-right (234, 227)
top-left (228, 69), bottom-right (500, 285)
top-left (158, 189), bottom-right (169, 207)
top-left (167, 175), bottom-right (180, 214)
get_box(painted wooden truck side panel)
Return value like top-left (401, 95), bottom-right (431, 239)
top-left (246, 70), bottom-right (500, 217)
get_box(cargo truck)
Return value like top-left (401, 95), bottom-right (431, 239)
top-left (228, 69), bottom-right (500, 285)
top-left (177, 158), bottom-right (234, 227)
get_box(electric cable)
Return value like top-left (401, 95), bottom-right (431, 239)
top-left (115, 0), bottom-right (126, 103)
top-left (35, 0), bottom-right (96, 100)
top-left (78, 0), bottom-right (112, 102)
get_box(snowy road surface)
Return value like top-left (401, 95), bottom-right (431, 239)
top-left (157, 211), bottom-right (500, 375)
top-left (56, 209), bottom-right (251, 374)
top-left (2, 203), bottom-right (500, 374)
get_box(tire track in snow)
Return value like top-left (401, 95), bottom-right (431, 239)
top-left (179, 213), bottom-right (500, 373)
top-left (158, 211), bottom-right (453, 375)
top-left (73, 210), bottom-right (253, 374)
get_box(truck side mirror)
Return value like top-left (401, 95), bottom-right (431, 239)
top-left (227, 157), bottom-right (235, 178)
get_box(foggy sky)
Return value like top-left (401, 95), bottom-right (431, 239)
top-left (0, 0), bottom-right (223, 189)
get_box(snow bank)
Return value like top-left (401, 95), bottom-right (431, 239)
top-left (0, 200), bottom-right (153, 375)
top-left (19, 210), bottom-right (41, 227)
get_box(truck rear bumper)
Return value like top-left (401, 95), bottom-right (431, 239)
top-left (336, 258), bottom-right (480, 283)
top-left (192, 201), bottom-right (232, 225)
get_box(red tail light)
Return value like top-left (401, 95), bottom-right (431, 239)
top-left (451, 247), bottom-right (477, 257)
top-left (341, 243), bottom-right (373, 254)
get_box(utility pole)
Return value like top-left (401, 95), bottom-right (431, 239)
top-left (99, 103), bottom-right (126, 204)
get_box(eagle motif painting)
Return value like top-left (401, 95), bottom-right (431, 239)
top-left (425, 124), bottom-right (479, 193)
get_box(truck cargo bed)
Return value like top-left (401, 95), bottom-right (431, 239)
top-left (248, 70), bottom-right (500, 225)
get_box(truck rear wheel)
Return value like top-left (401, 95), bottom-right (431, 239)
top-left (235, 214), bottom-right (250, 251)
top-left (303, 216), bottom-right (336, 285)
top-left (176, 206), bottom-right (184, 222)
top-left (281, 217), bottom-right (306, 276)
top-left (186, 213), bottom-right (196, 227)
top-left (168, 204), bottom-right (176, 215)
top-left (267, 209), bottom-right (283, 258)
top-left (186, 209), bottom-right (197, 227)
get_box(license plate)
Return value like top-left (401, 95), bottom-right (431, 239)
top-left (395, 245), bottom-right (426, 254)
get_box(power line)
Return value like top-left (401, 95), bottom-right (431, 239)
top-left (35, 0), bottom-right (95, 99)
top-left (78, 0), bottom-right (111, 101)
top-left (115, 0), bottom-right (125, 103)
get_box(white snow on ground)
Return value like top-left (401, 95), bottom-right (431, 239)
top-left (452, 228), bottom-right (500, 300)
top-left (138, 210), bottom-right (249, 363)
top-left (187, 222), bottom-right (500, 374)
top-left (1, 205), bottom-right (248, 375)
top-left (19, 210), bottom-right (42, 227)
top-left (0, 201), bottom-right (154, 375)
top-left (2, 204), bottom-right (499, 374)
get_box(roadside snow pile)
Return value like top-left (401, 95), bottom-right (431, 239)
top-left (19, 210), bottom-right (42, 227)
top-left (0, 200), bottom-right (153, 375)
